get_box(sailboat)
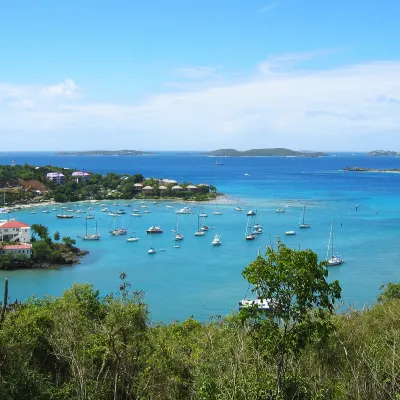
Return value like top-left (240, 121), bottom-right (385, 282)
top-left (298, 205), bottom-right (311, 228)
top-left (173, 216), bottom-right (184, 241)
top-left (110, 217), bottom-right (127, 235)
top-left (213, 203), bottom-right (222, 215)
top-left (326, 221), bottom-right (344, 266)
top-left (194, 214), bottom-right (206, 236)
top-left (234, 198), bottom-right (243, 211)
top-left (215, 157), bottom-right (223, 166)
top-left (127, 233), bottom-right (139, 242)
top-left (80, 219), bottom-right (101, 240)
top-left (245, 216), bottom-right (255, 240)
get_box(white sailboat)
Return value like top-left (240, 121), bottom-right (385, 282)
top-left (234, 198), bottom-right (243, 211)
top-left (215, 157), bottom-right (223, 166)
top-left (245, 216), bottom-right (255, 240)
top-left (298, 205), bottom-right (311, 228)
top-left (80, 219), bottom-right (101, 240)
top-left (194, 214), bottom-right (206, 236)
top-left (326, 221), bottom-right (344, 266)
top-left (127, 234), bottom-right (139, 242)
top-left (213, 203), bottom-right (222, 215)
top-left (173, 216), bottom-right (184, 241)
top-left (110, 217), bottom-right (127, 235)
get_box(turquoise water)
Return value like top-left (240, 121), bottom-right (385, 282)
top-left (1, 152), bottom-right (400, 321)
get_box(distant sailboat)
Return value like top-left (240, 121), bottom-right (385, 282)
top-left (326, 221), bottom-right (344, 266)
top-left (194, 214), bottom-right (206, 236)
top-left (80, 219), bottom-right (101, 240)
top-left (234, 198), bottom-right (243, 211)
top-left (215, 157), bottom-right (223, 166)
top-left (173, 216), bottom-right (184, 241)
top-left (298, 205), bottom-right (311, 228)
top-left (245, 216), bottom-right (255, 241)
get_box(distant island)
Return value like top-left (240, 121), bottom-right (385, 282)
top-left (344, 166), bottom-right (400, 173)
top-left (203, 148), bottom-right (327, 157)
top-left (367, 150), bottom-right (399, 156)
top-left (56, 150), bottom-right (154, 156)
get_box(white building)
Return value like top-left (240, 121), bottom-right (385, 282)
top-left (0, 244), bottom-right (32, 257)
top-left (0, 220), bottom-right (31, 243)
top-left (72, 171), bottom-right (91, 183)
top-left (46, 172), bottom-right (65, 184)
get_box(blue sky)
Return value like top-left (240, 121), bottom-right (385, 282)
top-left (1, 0), bottom-right (400, 150)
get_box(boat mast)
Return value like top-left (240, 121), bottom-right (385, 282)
top-left (331, 220), bottom-right (334, 258)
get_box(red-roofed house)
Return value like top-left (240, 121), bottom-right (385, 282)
top-left (0, 244), bottom-right (32, 257)
top-left (0, 220), bottom-right (31, 243)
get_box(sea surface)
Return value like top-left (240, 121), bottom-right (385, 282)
top-left (1, 151), bottom-right (400, 322)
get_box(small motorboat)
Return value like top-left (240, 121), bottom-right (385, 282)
top-left (199, 213), bottom-right (208, 218)
top-left (126, 236), bottom-right (139, 242)
top-left (148, 247), bottom-right (156, 254)
top-left (239, 298), bottom-right (270, 311)
top-left (285, 231), bottom-right (296, 236)
top-left (247, 210), bottom-right (256, 216)
top-left (211, 233), bottom-right (222, 246)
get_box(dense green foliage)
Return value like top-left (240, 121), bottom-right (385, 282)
top-left (241, 242), bottom-right (341, 396)
top-left (1, 248), bottom-right (399, 399)
top-left (0, 164), bottom-right (217, 204)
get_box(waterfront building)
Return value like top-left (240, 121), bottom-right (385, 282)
top-left (171, 185), bottom-right (183, 191)
top-left (142, 185), bottom-right (154, 193)
top-left (72, 171), bottom-right (90, 183)
top-left (0, 220), bottom-right (31, 243)
top-left (0, 243), bottom-right (32, 257)
top-left (46, 172), bottom-right (65, 184)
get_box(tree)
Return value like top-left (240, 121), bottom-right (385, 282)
top-left (31, 224), bottom-right (49, 241)
top-left (241, 241), bottom-right (341, 397)
top-left (53, 231), bottom-right (60, 242)
top-left (62, 236), bottom-right (76, 249)
top-left (378, 282), bottom-right (400, 303)
top-left (32, 241), bottom-right (51, 262)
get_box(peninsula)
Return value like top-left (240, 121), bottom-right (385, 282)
top-left (203, 148), bottom-right (327, 157)
top-left (344, 166), bottom-right (400, 173)
top-left (367, 150), bottom-right (399, 156)
top-left (56, 150), bottom-right (154, 156)
top-left (0, 164), bottom-right (217, 205)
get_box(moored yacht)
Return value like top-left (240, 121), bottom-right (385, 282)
top-left (211, 233), bottom-right (222, 246)
top-left (176, 207), bottom-right (192, 214)
top-left (146, 225), bottom-right (163, 234)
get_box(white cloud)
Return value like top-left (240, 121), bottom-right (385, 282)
top-left (0, 59), bottom-right (400, 151)
top-left (41, 79), bottom-right (80, 97)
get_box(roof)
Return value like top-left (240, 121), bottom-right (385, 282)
top-left (142, 186), bottom-right (153, 190)
top-left (46, 172), bottom-right (65, 177)
top-left (72, 171), bottom-right (90, 176)
top-left (0, 221), bottom-right (30, 229)
top-left (2, 244), bottom-right (32, 250)
top-left (171, 185), bottom-right (183, 190)
top-left (186, 185), bottom-right (198, 189)
top-left (162, 179), bottom-right (178, 184)
top-left (159, 185), bottom-right (167, 190)
top-left (134, 183), bottom-right (143, 187)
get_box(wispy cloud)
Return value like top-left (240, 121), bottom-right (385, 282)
top-left (1, 60), bottom-right (400, 151)
top-left (258, 49), bottom-right (335, 74)
top-left (259, 2), bottom-right (279, 13)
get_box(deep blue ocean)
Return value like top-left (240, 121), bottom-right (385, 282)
top-left (1, 151), bottom-right (400, 322)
